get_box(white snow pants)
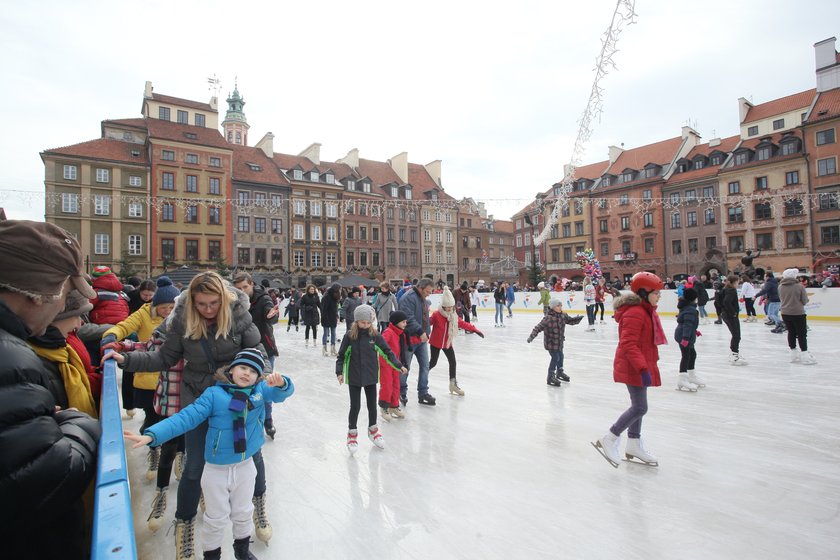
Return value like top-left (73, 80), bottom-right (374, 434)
top-left (200, 458), bottom-right (256, 551)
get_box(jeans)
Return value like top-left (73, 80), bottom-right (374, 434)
top-left (401, 340), bottom-right (430, 397)
top-left (610, 384), bottom-right (648, 439)
top-left (495, 303), bottom-right (505, 324)
top-left (548, 350), bottom-right (564, 381)
top-left (767, 301), bottom-right (781, 326)
top-left (506, 300), bottom-right (514, 316)
top-left (322, 326), bottom-right (337, 346)
top-left (782, 314), bottom-right (808, 351)
top-left (586, 304), bottom-right (596, 326)
top-left (698, 305), bottom-right (708, 318)
top-left (265, 355), bottom-right (275, 421)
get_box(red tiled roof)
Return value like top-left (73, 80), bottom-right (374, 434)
top-left (494, 220), bottom-right (514, 234)
top-left (806, 88), bottom-right (840, 124)
top-left (102, 118), bottom-right (147, 129)
top-left (666, 135), bottom-right (741, 184)
top-left (358, 159), bottom-right (404, 192)
top-left (151, 93), bottom-right (215, 112)
top-left (271, 153), bottom-right (314, 172)
top-left (570, 159), bottom-right (610, 181)
top-left (42, 138), bottom-right (149, 165)
top-left (608, 136), bottom-right (684, 174)
top-left (146, 119), bottom-right (230, 150)
top-left (231, 145), bottom-right (288, 186)
top-left (407, 163), bottom-right (454, 200)
top-left (742, 89), bottom-right (816, 124)
top-left (511, 199), bottom-right (540, 218)
top-left (734, 130), bottom-right (801, 151)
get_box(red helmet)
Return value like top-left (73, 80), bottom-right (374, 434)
top-left (630, 271), bottom-right (664, 294)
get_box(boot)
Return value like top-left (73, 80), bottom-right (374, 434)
top-left (556, 369), bottom-right (570, 383)
top-left (790, 348), bottom-right (800, 363)
top-left (687, 369), bottom-right (705, 388)
top-left (347, 429), bottom-right (358, 454)
top-left (296, 325), bottom-right (299, 332)
top-left (173, 517), bottom-right (197, 560)
top-left (147, 487), bottom-right (167, 532)
top-left (800, 351), bottom-right (817, 365)
top-left (330, 344), bottom-right (338, 357)
top-left (379, 406), bottom-right (392, 422)
top-left (322, 345), bottom-right (329, 357)
top-left (389, 407), bottom-right (405, 419)
top-left (264, 418), bottom-right (276, 440)
top-left (592, 431), bottom-right (621, 468)
top-left (252, 493), bottom-right (272, 545)
top-left (729, 352), bottom-right (747, 366)
top-left (677, 372), bottom-right (698, 392)
top-left (449, 378), bottom-right (465, 396)
top-left (203, 549), bottom-right (222, 560)
top-left (418, 393), bottom-right (436, 406)
top-left (233, 537), bottom-right (258, 560)
top-left (714, 318), bottom-right (722, 325)
top-left (625, 437), bottom-right (658, 466)
top-left (174, 451), bottom-right (184, 480)
top-left (146, 446), bottom-right (161, 481)
top-left (368, 425), bottom-right (385, 449)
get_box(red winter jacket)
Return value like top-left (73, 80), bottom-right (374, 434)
top-left (428, 310), bottom-right (480, 349)
top-left (89, 274), bottom-right (130, 325)
top-left (66, 331), bottom-right (101, 400)
top-left (378, 324), bottom-right (408, 376)
top-left (612, 293), bottom-right (661, 387)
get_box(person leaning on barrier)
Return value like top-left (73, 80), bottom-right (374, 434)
top-left (0, 220), bottom-right (101, 560)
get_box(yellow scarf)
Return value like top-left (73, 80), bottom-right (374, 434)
top-left (28, 343), bottom-right (98, 419)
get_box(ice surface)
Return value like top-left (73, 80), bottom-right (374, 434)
top-left (128, 311), bottom-right (840, 560)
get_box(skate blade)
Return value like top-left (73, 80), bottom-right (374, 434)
top-left (623, 456), bottom-right (659, 467)
top-left (676, 386), bottom-right (698, 392)
top-left (591, 441), bottom-right (619, 468)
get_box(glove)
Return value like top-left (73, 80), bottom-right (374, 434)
top-left (100, 334), bottom-right (117, 348)
top-left (696, 330), bottom-right (702, 337)
top-left (680, 339), bottom-right (689, 348)
top-left (640, 370), bottom-right (652, 387)
top-left (475, 331), bottom-right (485, 338)
top-left (101, 341), bottom-right (124, 353)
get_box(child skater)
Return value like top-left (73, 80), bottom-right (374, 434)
top-left (674, 287), bottom-right (705, 392)
top-left (125, 349), bottom-right (294, 560)
top-left (592, 272), bottom-right (665, 468)
top-left (335, 305), bottom-right (406, 453)
top-left (378, 310), bottom-right (410, 420)
top-left (526, 295), bottom-right (583, 386)
top-left (429, 287), bottom-right (484, 396)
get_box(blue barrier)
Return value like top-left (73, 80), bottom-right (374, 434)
top-left (91, 360), bottom-right (137, 560)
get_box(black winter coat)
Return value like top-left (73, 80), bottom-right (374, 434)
top-left (674, 300), bottom-right (700, 345)
top-left (527, 309), bottom-right (583, 351)
top-left (248, 284), bottom-right (278, 357)
top-left (321, 283), bottom-right (341, 328)
top-left (299, 292), bottom-right (321, 326)
top-left (696, 286), bottom-right (710, 306)
top-left (335, 329), bottom-right (402, 386)
top-left (721, 286), bottom-right (740, 318)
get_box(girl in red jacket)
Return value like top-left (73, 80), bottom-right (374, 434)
top-left (378, 310), bottom-right (410, 420)
top-left (592, 272), bottom-right (665, 468)
top-left (429, 287), bottom-right (483, 396)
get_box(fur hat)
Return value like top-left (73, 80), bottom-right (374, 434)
top-left (53, 290), bottom-right (93, 321)
top-left (354, 304), bottom-right (375, 322)
top-left (389, 310), bottom-right (408, 325)
top-left (227, 349), bottom-right (266, 376)
top-left (782, 268), bottom-right (798, 279)
top-left (549, 295), bottom-right (563, 308)
top-left (441, 287), bottom-right (455, 307)
top-left (152, 276), bottom-right (179, 306)
top-left (682, 287), bottom-right (698, 303)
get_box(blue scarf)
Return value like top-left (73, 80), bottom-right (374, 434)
top-left (226, 386), bottom-right (254, 454)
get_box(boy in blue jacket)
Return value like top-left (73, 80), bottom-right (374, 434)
top-left (125, 349), bottom-right (294, 560)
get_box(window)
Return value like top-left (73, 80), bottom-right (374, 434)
top-left (293, 250), bottom-right (305, 267)
top-left (255, 249), bottom-right (267, 265)
top-left (756, 233), bottom-right (773, 250)
top-left (734, 152), bottom-right (749, 165)
top-left (294, 200), bottom-right (306, 215)
top-left (128, 234), bottom-right (142, 256)
top-left (358, 203), bottom-right (367, 217)
top-left (326, 203), bottom-right (337, 218)
top-left (755, 176), bottom-right (768, 190)
top-left (641, 238), bottom-right (652, 253)
top-left (773, 118), bottom-right (784, 130)
top-left (63, 164), bottom-right (77, 180)
top-left (687, 211), bottom-right (697, 227)
top-left (185, 154), bottom-right (198, 165)
top-left (311, 251), bottom-right (322, 268)
top-left (575, 200), bottom-right (584, 215)
top-left (563, 247), bottom-right (573, 262)
top-left (688, 238), bottom-right (698, 254)
top-left (162, 149), bottom-right (175, 161)
top-left (575, 222), bottom-right (584, 236)
top-left (311, 225), bottom-right (321, 240)
top-left (195, 114), bottom-right (206, 127)
top-left (391, 186), bottom-right (398, 198)
top-left (685, 190), bottom-right (696, 202)
top-left (387, 227), bottom-right (394, 241)
top-left (327, 226), bottom-right (337, 241)
top-left (61, 193), bottom-right (79, 213)
top-left (672, 240), bottom-right (682, 255)
top-left (310, 200), bottom-right (321, 217)
top-left (203, 176), bottom-right (219, 195)
top-left (643, 213), bottom-right (653, 227)
top-left (670, 213), bottom-right (681, 229)
top-left (209, 240), bottom-right (221, 261)
top-left (128, 203), bottom-right (143, 218)
top-left (94, 233), bottom-right (110, 255)
top-left (816, 129), bottom-right (836, 145)
top-left (404, 188), bottom-right (411, 199)
top-left (401, 252), bottom-right (408, 266)
top-left (162, 203), bottom-right (174, 222)
top-left (642, 189), bottom-right (651, 201)
top-left (600, 242), bottom-right (609, 257)
top-left (186, 175), bottom-right (198, 192)
top-left (819, 192), bottom-right (839, 210)
top-left (619, 194), bottom-right (629, 205)
top-left (293, 224), bottom-right (304, 240)
top-left (254, 218), bottom-right (266, 234)
top-left (729, 236), bottom-right (744, 253)
top-left (435, 230), bottom-right (442, 243)
top-left (292, 169), bottom-right (302, 181)
top-left (600, 219), bottom-right (609, 233)
top-left (209, 156), bottom-right (221, 167)
top-left (784, 199), bottom-right (804, 217)
top-left (706, 236), bottom-right (717, 249)
top-left (704, 208), bottom-right (716, 224)
top-left (728, 207), bottom-right (744, 222)
top-left (728, 181), bottom-right (740, 194)
top-left (159, 239), bottom-right (175, 261)
top-left (128, 175), bottom-right (142, 187)
top-left (176, 110), bottom-right (188, 124)
top-left (598, 198), bottom-right (607, 209)
top-left (817, 158), bottom-right (837, 176)
top-left (238, 248), bottom-right (250, 264)
top-left (781, 170), bottom-right (799, 186)
top-left (710, 154), bottom-right (722, 166)
top-left (561, 204), bottom-right (570, 218)
top-left (359, 226), bottom-right (367, 241)
top-left (786, 230), bottom-right (805, 248)
top-left (159, 107), bottom-right (171, 121)
top-left (620, 171), bottom-right (634, 183)
top-left (326, 252), bottom-right (336, 267)
top-left (185, 205), bottom-right (198, 223)
top-left (754, 202), bottom-right (772, 220)
top-left (238, 216), bottom-right (249, 232)
top-left (670, 193), bottom-right (680, 205)
top-left (162, 172), bottom-right (174, 190)
top-left (372, 227), bottom-right (379, 242)
top-left (95, 168), bottom-right (110, 183)
top-left (345, 225), bottom-right (354, 240)
top-left (821, 225), bottom-right (840, 245)
top-left (94, 195), bottom-right (111, 216)
top-left (747, 125), bottom-right (758, 136)
top-left (620, 217), bottom-right (630, 231)
top-left (208, 207), bottom-right (220, 225)
top-left (694, 160), bottom-right (705, 170)
top-left (346, 250), bottom-right (355, 266)
top-left (399, 228), bottom-right (406, 242)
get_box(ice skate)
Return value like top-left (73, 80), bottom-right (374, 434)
top-left (173, 517), bottom-right (197, 560)
top-left (556, 369), bottom-right (570, 383)
top-left (800, 351), bottom-right (817, 365)
top-left (264, 418), bottom-right (276, 440)
top-left (790, 348), bottom-right (800, 363)
top-left (418, 393), bottom-right (436, 405)
top-left (729, 352), bottom-right (747, 366)
top-left (322, 345), bottom-right (329, 357)
top-left (546, 375), bottom-right (562, 387)
top-left (389, 407), bottom-right (405, 419)
top-left (199, 491), bottom-right (205, 513)
top-left (624, 437), bottom-right (659, 467)
top-left (174, 451), bottom-right (184, 480)
top-left (592, 432), bottom-right (621, 468)
top-left (146, 446), bottom-right (160, 481)
top-left (147, 487), bottom-right (167, 532)
top-left (252, 493), bottom-right (272, 545)
top-left (449, 378), bottom-right (465, 396)
top-left (330, 344), bottom-right (338, 357)
top-left (368, 425), bottom-right (385, 449)
top-left (204, 548), bottom-right (222, 560)
top-left (676, 372), bottom-right (698, 392)
top-left (379, 407), bottom-right (392, 422)
top-left (687, 369), bottom-right (705, 388)
top-left (771, 324), bottom-right (786, 334)
top-left (125, 408), bottom-right (136, 419)
top-left (233, 536), bottom-right (258, 560)
top-left (347, 429), bottom-right (358, 454)
top-left (304, 339), bottom-right (309, 348)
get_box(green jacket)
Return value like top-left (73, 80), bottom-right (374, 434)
top-left (539, 289), bottom-right (551, 307)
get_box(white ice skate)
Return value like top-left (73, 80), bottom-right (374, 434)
top-left (368, 425), bottom-right (385, 449)
top-left (800, 351), bottom-right (817, 365)
top-left (591, 432), bottom-right (621, 468)
top-left (252, 493), bottom-right (272, 544)
top-left (347, 429), bottom-right (358, 454)
top-left (676, 372), bottom-right (698, 392)
top-left (624, 437), bottom-right (658, 467)
top-left (789, 348), bottom-right (800, 363)
top-left (687, 369), bottom-right (706, 388)
top-left (729, 352), bottom-right (748, 366)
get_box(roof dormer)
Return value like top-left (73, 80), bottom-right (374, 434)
top-left (619, 168), bottom-right (637, 183)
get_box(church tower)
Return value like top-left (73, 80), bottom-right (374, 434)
top-left (222, 81), bottom-right (249, 145)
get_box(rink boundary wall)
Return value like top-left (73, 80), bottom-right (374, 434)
top-left (274, 289), bottom-right (840, 321)
top-left (92, 360), bottom-right (137, 560)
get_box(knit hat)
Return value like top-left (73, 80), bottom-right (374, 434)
top-left (441, 287), bottom-right (455, 307)
top-left (349, 286), bottom-right (361, 296)
top-left (782, 268), bottom-right (798, 279)
top-left (53, 290), bottom-right (93, 321)
top-left (549, 295), bottom-right (563, 308)
top-left (152, 276), bottom-right (179, 306)
top-left (354, 304), bottom-right (375, 322)
top-left (92, 265), bottom-right (112, 278)
top-left (682, 287), bottom-right (698, 303)
top-left (227, 348), bottom-right (266, 377)
top-left (538, 282), bottom-right (546, 289)
top-left (389, 310), bottom-right (408, 325)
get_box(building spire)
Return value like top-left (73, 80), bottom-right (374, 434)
top-left (222, 77), bottom-right (249, 145)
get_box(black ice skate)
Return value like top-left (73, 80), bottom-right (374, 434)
top-left (546, 376), bottom-right (562, 386)
top-left (556, 369), bottom-right (570, 383)
top-left (418, 393), bottom-right (436, 406)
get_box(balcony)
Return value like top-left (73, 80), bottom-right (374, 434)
top-left (613, 252), bottom-right (637, 262)
top-left (545, 261), bottom-right (581, 270)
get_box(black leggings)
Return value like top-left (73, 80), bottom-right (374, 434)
top-left (595, 302), bottom-right (605, 320)
top-left (305, 325), bottom-right (318, 340)
top-left (348, 384), bottom-right (377, 430)
top-left (722, 314), bottom-right (741, 352)
top-left (782, 314), bottom-right (808, 351)
top-left (679, 344), bottom-right (697, 372)
top-left (429, 345), bottom-right (457, 379)
top-left (744, 298), bottom-right (756, 317)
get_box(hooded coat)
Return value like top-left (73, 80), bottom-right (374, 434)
top-left (299, 290), bottom-right (321, 327)
top-left (335, 329), bottom-right (402, 386)
top-left (89, 273), bottom-right (130, 325)
top-left (779, 277), bottom-right (808, 316)
top-left (247, 284), bottom-right (278, 357)
top-left (612, 293), bottom-right (661, 387)
top-left (320, 283), bottom-right (341, 328)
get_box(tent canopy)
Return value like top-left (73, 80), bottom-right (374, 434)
top-left (335, 274), bottom-right (379, 288)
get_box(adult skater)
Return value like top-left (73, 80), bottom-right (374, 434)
top-left (779, 268), bottom-right (816, 364)
top-left (373, 281), bottom-right (398, 332)
top-left (696, 274), bottom-right (711, 324)
top-left (428, 287), bottom-right (484, 396)
top-left (102, 271), bottom-right (274, 557)
top-left (398, 277), bottom-right (436, 406)
top-left (674, 287), bottom-right (704, 391)
top-left (721, 275), bottom-right (747, 366)
top-left (594, 277), bottom-right (610, 323)
top-left (493, 282), bottom-right (507, 327)
top-left (320, 283), bottom-right (341, 357)
top-left (470, 284), bottom-right (480, 319)
top-left (592, 271), bottom-right (665, 468)
top-left (299, 284), bottom-right (321, 347)
top-left (756, 271), bottom-right (783, 332)
top-left (505, 282), bottom-right (516, 318)
top-left (453, 281), bottom-right (472, 324)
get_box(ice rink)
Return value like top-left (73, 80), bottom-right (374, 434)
top-left (127, 309), bottom-right (840, 560)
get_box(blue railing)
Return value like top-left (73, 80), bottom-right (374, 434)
top-left (91, 359), bottom-right (137, 559)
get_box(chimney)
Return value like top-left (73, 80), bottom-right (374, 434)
top-left (709, 137), bottom-right (721, 147)
top-left (389, 152), bottom-right (408, 183)
top-left (256, 132), bottom-right (274, 158)
top-left (337, 148), bottom-right (359, 170)
top-left (738, 97), bottom-right (753, 123)
top-left (144, 81), bottom-right (153, 99)
top-left (815, 37), bottom-right (840, 93)
top-left (608, 145), bottom-right (624, 164)
top-left (209, 96), bottom-right (218, 111)
top-left (298, 142), bottom-right (321, 165)
top-left (424, 160), bottom-right (442, 187)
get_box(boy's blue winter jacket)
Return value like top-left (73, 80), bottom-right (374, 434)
top-left (144, 377), bottom-right (294, 465)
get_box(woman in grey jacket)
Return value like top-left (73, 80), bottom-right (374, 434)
top-left (373, 281), bottom-right (397, 332)
top-left (779, 268), bottom-right (816, 364)
top-left (103, 271), bottom-right (274, 557)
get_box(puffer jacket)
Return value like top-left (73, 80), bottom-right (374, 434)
top-left (103, 303), bottom-right (164, 390)
top-left (342, 296), bottom-right (363, 330)
top-left (121, 287), bottom-right (264, 407)
top-left (756, 276), bottom-right (780, 302)
top-left (0, 301), bottom-right (100, 541)
top-left (429, 310), bottom-right (481, 349)
top-left (299, 292), bottom-right (321, 326)
top-left (89, 273), bottom-right (130, 325)
top-left (247, 284), bottom-right (278, 357)
top-left (612, 293), bottom-right (661, 387)
top-left (527, 308), bottom-right (583, 351)
top-left (674, 299), bottom-right (700, 345)
top-left (721, 286), bottom-right (740, 319)
top-left (398, 287), bottom-right (431, 344)
top-left (336, 329), bottom-right (402, 386)
top-left (320, 283), bottom-right (341, 328)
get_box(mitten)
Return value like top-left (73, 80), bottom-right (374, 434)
top-left (695, 330), bottom-right (702, 337)
top-left (640, 370), bottom-right (652, 386)
top-left (100, 334), bottom-right (117, 348)
top-left (680, 339), bottom-right (689, 347)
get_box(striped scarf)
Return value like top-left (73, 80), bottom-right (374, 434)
top-left (226, 386), bottom-right (254, 454)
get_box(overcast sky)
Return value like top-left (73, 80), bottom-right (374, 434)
top-left (1, 0), bottom-right (839, 223)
